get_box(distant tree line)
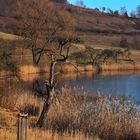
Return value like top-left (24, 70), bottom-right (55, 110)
top-left (96, 6), bottom-right (128, 17)
top-left (95, 5), bottom-right (140, 18)
top-left (51, 0), bottom-right (67, 3)
top-left (130, 5), bottom-right (140, 18)
top-left (76, 0), bottom-right (86, 8)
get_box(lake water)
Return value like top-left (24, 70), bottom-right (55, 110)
top-left (57, 71), bottom-right (140, 100)
top-left (1, 71), bottom-right (140, 102)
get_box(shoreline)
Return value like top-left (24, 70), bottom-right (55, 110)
top-left (20, 62), bottom-right (140, 74)
top-left (1, 62), bottom-right (140, 78)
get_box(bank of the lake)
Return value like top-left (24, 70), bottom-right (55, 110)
top-left (18, 62), bottom-right (140, 74)
top-left (1, 62), bottom-right (140, 77)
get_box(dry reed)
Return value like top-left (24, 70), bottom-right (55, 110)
top-left (0, 84), bottom-right (140, 140)
top-left (101, 63), bottom-right (140, 71)
top-left (45, 86), bottom-right (140, 139)
top-left (0, 128), bottom-right (97, 140)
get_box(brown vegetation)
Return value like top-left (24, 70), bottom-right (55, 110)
top-left (100, 62), bottom-right (140, 71)
top-left (18, 0), bottom-right (80, 127)
top-left (0, 1), bottom-right (140, 139)
top-left (0, 32), bottom-right (22, 40)
top-left (0, 128), bottom-right (94, 140)
top-left (0, 85), bottom-right (140, 139)
top-left (0, 1), bottom-right (140, 47)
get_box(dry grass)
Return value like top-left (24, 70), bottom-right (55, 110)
top-left (0, 65), bottom-right (39, 78)
top-left (20, 65), bottom-right (40, 75)
top-left (0, 128), bottom-right (97, 140)
top-left (56, 62), bottom-right (96, 74)
top-left (0, 83), bottom-right (140, 140)
top-left (19, 63), bottom-right (96, 75)
top-left (0, 80), bottom-right (43, 113)
top-left (131, 50), bottom-right (140, 62)
top-left (100, 70), bottom-right (139, 76)
top-left (44, 87), bottom-right (140, 139)
top-left (20, 65), bottom-right (50, 75)
top-left (0, 32), bottom-right (22, 40)
top-left (101, 62), bottom-right (140, 71)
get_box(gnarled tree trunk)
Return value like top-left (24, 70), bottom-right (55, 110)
top-left (36, 100), bottom-right (50, 127)
top-left (36, 59), bottom-right (57, 127)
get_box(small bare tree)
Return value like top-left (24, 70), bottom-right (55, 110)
top-left (20, 0), bottom-right (62, 65)
top-left (20, 0), bottom-right (79, 127)
top-left (36, 34), bottom-right (79, 127)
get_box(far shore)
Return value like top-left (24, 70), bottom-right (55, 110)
top-left (1, 62), bottom-right (140, 80)
top-left (20, 62), bottom-right (140, 74)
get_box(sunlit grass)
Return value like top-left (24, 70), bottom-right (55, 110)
top-left (0, 32), bottom-right (22, 40)
top-left (0, 84), bottom-right (140, 140)
top-left (0, 128), bottom-right (95, 140)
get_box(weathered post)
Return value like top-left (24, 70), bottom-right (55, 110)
top-left (17, 113), bottom-right (28, 140)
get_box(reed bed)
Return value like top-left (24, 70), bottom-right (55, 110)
top-left (0, 84), bottom-right (140, 140)
top-left (19, 63), bottom-right (96, 75)
top-left (20, 65), bottom-right (51, 75)
top-left (56, 63), bottom-right (96, 73)
top-left (1, 62), bottom-right (140, 77)
top-left (20, 65), bottom-right (40, 74)
top-left (101, 62), bottom-right (140, 71)
top-left (16, 62), bottom-right (140, 76)
top-left (45, 86), bottom-right (140, 139)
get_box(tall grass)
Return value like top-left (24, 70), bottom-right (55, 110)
top-left (56, 62), bottom-right (96, 73)
top-left (0, 32), bottom-right (22, 40)
top-left (45, 86), bottom-right (140, 139)
top-left (1, 62), bottom-right (140, 78)
top-left (101, 63), bottom-right (140, 71)
top-left (0, 84), bottom-right (140, 139)
top-left (0, 128), bottom-right (95, 140)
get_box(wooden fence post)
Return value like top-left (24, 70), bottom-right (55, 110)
top-left (17, 113), bottom-right (28, 140)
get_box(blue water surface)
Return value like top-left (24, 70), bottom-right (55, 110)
top-left (57, 72), bottom-right (140, 101)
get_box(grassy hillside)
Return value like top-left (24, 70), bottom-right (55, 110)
top-left (57, 3), bottom-right (140, 48)
top-left (0, 1), bottom-right (140, 48)
top-left (0, 0), bottom-right (140, 75)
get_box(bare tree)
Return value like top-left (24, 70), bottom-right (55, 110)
top-left (120, 7), bottom-right (128, 17)
top-left (19, 0), bottom-right (69, 65)
top-left (101, 7), bottom-right (106, 12)
top-left (76, 0), bottom-right (86, 8)
top-left (107, 8), bottom-right (114, 15)
top-left (20, 0), bottom-right (79, 127)
top-left (136, 5), bottom-right (140, 18)
top-left (130, 11), bottom-right (137, 18)
top-left (86, 48), bottom-right (133, 64)
top-left (36, 33), bottom-right (78, 127)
